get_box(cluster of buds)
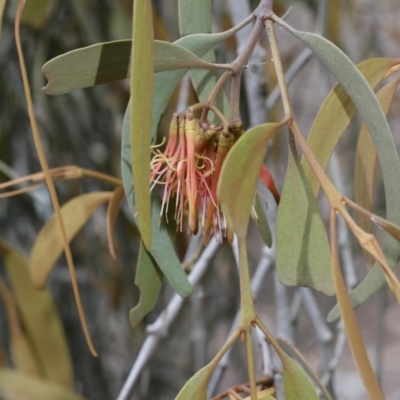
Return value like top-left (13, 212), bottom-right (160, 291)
top-left (150, 110), bottom-right (280, 244)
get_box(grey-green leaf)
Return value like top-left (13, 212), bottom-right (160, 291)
top-left (42, 16), bottom-right (252, 96)
top-left (276, 138), bottom-right (334, 296)
top-left (130, 242), bottom-right (163, 327)
top-left (121, 106), bottom-right (192, 298)
top-left (279, 22), bottom-right (400, 313)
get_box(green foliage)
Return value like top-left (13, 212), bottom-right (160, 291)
top-left (2, 0), bottom-right (400, 399)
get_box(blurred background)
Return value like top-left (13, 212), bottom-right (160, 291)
top-left (0, 0), bottom-right (399, 399)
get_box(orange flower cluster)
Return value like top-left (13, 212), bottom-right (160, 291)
top-left (151, 112), bottom-right (280, 244)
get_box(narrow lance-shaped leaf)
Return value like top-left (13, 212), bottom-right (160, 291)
top-left (130, 0), bottom-right (153, 249)
top-left (354, 77), bottom-right (400, 267)
top-left (276, 135), bottom-right (334, 296)
top-left (276, 20), bottom-right (400, 315)
top-left (0, 278), bottom-right (40, 376)
top-left (0, 369), bottom-right (87, 400)
top-left (0, 240), bottom-right (73, 388)
top-left (129, 242), bottom-right (163, 327)
top-left (301, 57), bottom-right (400, 197)
top-left (329, 211), bottom-right (385, 399)
top-left (121, 106), bottom-right (192, 298)
top-left (42, 40), bottom-right (233, 95)
top-left (218, 121), bottom-right (287, 238)
top-left (29, 192), bottom-right (112, 289)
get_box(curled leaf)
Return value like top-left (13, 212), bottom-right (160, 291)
top-left (106, 185), bottom-right (125, 261)
top-left (29, 192), bottom-right (112, 289)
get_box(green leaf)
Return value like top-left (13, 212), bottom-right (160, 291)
top-left (121, 106), bottom-right (193, 298)
top-left (42, 40), bottom-right (231, 96)
top-left (178, 0), bottom-right (211, 36)
top-left (301, 58), bottom-right (400, 197)
top-left (129, 242), bottom-right (163, 327)
top-left (218, 121), bottom-right (287, 238)
top-left (130, 0), bottom-right (153, 249)
top-left (29, 192), bottom-right (112, 289)
top-left (253, 195), bottom-right (272, 248)
top-left (257, 318), bottom-right (319, 400)
top-left (276, 137), bottom-right (334, 296)
top-left (0, 369), bottom-right (86, 400)
top-left (277, 339), bottom-right (333, 400)
top-left (175, 329), bottom-right (239, 400)
top-left (0, 241), bottom-right (73, 389)
top-left (178, 0), bottom-right (230, 120)
top-left (278, 23), bottom-right (400, 316)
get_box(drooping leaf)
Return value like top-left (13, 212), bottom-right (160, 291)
top-left (130, 0), bottom-right (153, 249)
top-left (329, 214), bottom-right (385, 399)
top-left (0, 369), bottom-right (86, 400)
top-left (106, 185), bottom-right (125, 261)
top-left (121, 107), bottom-right (192, 298)
top-left (253, 195), bottom-right (272, 248)
top-left (218, 121), bottom-right (287, 238)
top-left (42, 40), bottom-right (231, 95)
top-left (129, 242), bottom-right (163, 327)
top-left (277, 22), bottom-right (400, 315)
top-left (276, 136), bottom-right (334, 296)
top-left (256, 318), bottom-right (319, 400)
top-left (301, 57), bottom-right (400, 197)
top-left (277, 339), bottom-right (333, 400)
top-left (0, 278), bottom-right (40, 376)
top-left (29, 192), bottom-right (112, 289)
top-left (354, 78), bottom-right (400, 267)
top-left (354, 78), bottom-right (400, 235)
top-left (175, 329), bottom-right (240, 400)
top-left (0, 241), bottom-right (73, 388)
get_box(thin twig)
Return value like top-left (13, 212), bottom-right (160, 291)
top-left (116, 239), bottom-right (221, 400)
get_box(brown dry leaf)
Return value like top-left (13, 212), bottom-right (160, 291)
top-left (106, 186), bottom-right (125, 261)
top-left (330, 211), bottom-right (385, 399)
